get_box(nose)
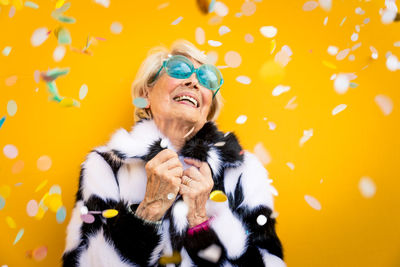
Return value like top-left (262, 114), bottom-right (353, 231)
top-left (184, 73), bottom-right (199, 89)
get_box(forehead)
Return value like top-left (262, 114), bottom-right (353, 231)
top-left (174, 53), bottom-right (203, 68)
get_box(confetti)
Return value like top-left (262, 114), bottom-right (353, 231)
top-left (45, 194), bottom-right (62, 212)
top-left (302, 1), bottom-right (318, 11)
top-left (32, 246), bottom-right (48, 261)
top-left (35, 180), bottom-right (48, 193)
top-left (80, 213), bottom-right (95, 223)
top-left (80, 205), bottom-right (88, 215)
top-left (322, 60), bottom-right (337, 69)
top-left (286, 162), bottom-right (295, 170)
top-left (208, 40), bottom-right (222, 47)
top-left (359, 176), bottom-right (376, 198)
top-left (323, 16), bottom-right (328, 25)
top-left (2, 46), bottom-right (12, 56)
top-left (27, 200), bottom-right (39, 217)
top-left (218, 25), bottom-right (230, 35)
top-left (351, 33), bottom-right (359, 42)
top-left (386, 54), bottom-right (399, 71)
top-left (254, 142), bottom-right (271, 165)
top-left (235, 115), bottom-right (247, 124)
top-left (214, 1), bottom-right (228, 17)
top-left (213, 142), bottom-right (225, 147)
top-left (56, 206), bottom-right (67, 223)
top-left (244, 33), bottom-right (254, 43)
top-left (327, 45), bottom-right (338, 56)
top-left (260, 26), bottom-right (277, 38)
top-left (9, 6), bottom-right (15, 17)
top-left (0, 196), bottom-right (5, 210)
top-left (13, 228), bottom-right (24, 245)
top-left (334, 74), bottom-right (350, 94)
top-left (319, 0), bottom-right (331, 11)
top-left (11, 160), bottom-right (24, 174)
top-left (195, 27), bottom-right (205, 45)
top-left (268, 121), bottom-right (276, 130)
top-left (159, 251), bottom-right (182, 265)
top-left (355, 7), bottom-right (365, 15)
top-left (304, 195), bottom-right (321, 210)
top-left (5, 75), bottom-right (17, 86)
top-left (241, 1), bottom-right (256, 16)
top-left (110, 22), bottom-right (123, 34)
top-left (6, 216), bottom-right (16, 229)
top-left (236, 75), bottom-right (251, 84)
top-left (332, 104), bottom-right (347, 115)
top-left (272, 85), bottom-right (290, 96)
top-left (37, 155), bottom-right (52, 171)
top-left (274, 46), bottom-right (292, 67)
top-left (0, 185), bottom-right (11, 198)
top-left (55, 0), bottom-right (65, 9)
top-left (209, 190), bottom-right (227, 202)
top-left (270, 39), bottom-right (276, 54)
top-left (24, 1), bottom-right (39, 9)
top-left (285, 96), bottom-right (298, 109)
top-left (160, 138), bottom-right (168, 148)
top-left (339, 16), bottom-right (347, 26)
top-left (171, 16), bottom-right (183, 25)
top-left (53, 45), bottom-right (66, 62)
top-left (49, 185), bottom-right (61, 195)
top-left (31, 27), bottom-right (49, 47)
top-left (79, 84), bottom-right (88, 100)
top-left (41, 67), bottom-right (69, 82)
top-left (57, 27), bottom-right (72, 44)
top-left (336, 48), bottom-right (350, 60)
top-left (198, 244), bottom-right (221, 263)
top-left (7, 100), bottom-right (17, 116)
top-left (3, 144), bottom-right (18, 159)
top-left (299, 129), bottom-right (313, 147)
top-left (95, 0), bottom-right (109, 8)
top-left (256, 214), bottom-right (267, 226)
top-left (0, 116), bottom-right (6, 129)
top-left (133, 97), bottom-right (148, 108)
top-left (224, 51), bottom-right (241, 68)
top-left (102, 209), bottom-right (118, 218)
top-left (375, 94), bottom-right (393, 116)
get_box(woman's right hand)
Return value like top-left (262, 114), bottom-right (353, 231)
top-left (135, 149), bottom-right (183, 221)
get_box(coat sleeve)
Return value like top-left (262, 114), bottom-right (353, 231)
top-left (62, 150), bottom-right (163, 267)
top-left (181, 152), bottom-right (285, 267)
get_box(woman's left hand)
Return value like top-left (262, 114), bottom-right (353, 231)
top-left (179, 158), bottom-right (214, 228)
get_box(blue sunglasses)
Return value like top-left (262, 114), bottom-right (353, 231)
top-left (152, 55), bottom-right (223, 98)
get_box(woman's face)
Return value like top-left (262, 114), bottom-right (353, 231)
top-left (147, 57), bottom-right (213, 125)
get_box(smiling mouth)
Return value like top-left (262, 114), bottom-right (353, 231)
top-left (173, 95), bottom-right (199, 108)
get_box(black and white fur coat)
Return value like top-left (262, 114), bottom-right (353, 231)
top-left (62, 119), bottom-right (285, 267)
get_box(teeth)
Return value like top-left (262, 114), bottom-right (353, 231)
top-left (174, 95), bottom-right (198, 107)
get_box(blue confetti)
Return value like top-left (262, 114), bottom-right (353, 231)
top-left (56, 206), bottom-right (67, 223)
top-left (0, 196), bottom-right (5, 210)
top-left (0, 116), bottom-right (6, 129)
top-left (13, 228), bottom-right (24, 245)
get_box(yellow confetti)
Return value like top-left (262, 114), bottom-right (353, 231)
top-left (6, 216), bottom-right (16, 229)
top-left (55, 0), bottom-right (65, 9)
top-left (11, 0), bottom-right (23, 9)
top-left (0, 0), bottom-right (10, 5)
top-left (322, 60), bottom-right (337, 69)
top-left (159, 251), bottom-right (182, 265)
top-left (0, 185), bottom-right (11, 198)
top-left (209, 190), bottom-right (228, 202)
top-left (35, 180), bottom-right (48, 192)
top-left (270, 39), bottom-right (276, 54)
top-left (102, 209), bottom-right (119, 218)
top-left (35, 206), bottom-right (47, 220)
top-left (44, 194), bottom-right (63, 212)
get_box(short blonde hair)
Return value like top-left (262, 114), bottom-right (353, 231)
top-left (131, 40), bottom-right (224, 122)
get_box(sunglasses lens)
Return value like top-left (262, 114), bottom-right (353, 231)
top-left (165, 56), bottom-right (193, 79)
top-left (197, 65), bottom-right (222, 90)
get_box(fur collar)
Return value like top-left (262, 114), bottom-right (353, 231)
top-left (104, 119), bottom-right (244, 177)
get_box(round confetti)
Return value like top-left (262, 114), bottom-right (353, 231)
top-left (224, 51), bottom-right (241, 68)
top-left (102, 209), bottom-right (119, 218)
top-left (37, 155), bottom-right (52, 171)
top-left (254, 142), bottom-right (271, 165)
top-left (4, 144), bottom-right (18, 159)
top-left (332, 104), bottom-right (347, 116)
top-left (56, 206), bottom-right (67, 223)
top-left (11, 160), bottom-right (24, 174)
top-left (319, 0), bottom-right (332, 11)
top-left (0, 196), bottom-right (5, 210)
top-left (327, 45), bottom-right (338, 56)
top-left (235, 115), bottom-right (247, 124)
top-left (27, 200), bottom-right (39, 217)
top-left (375, 94), bottom-right (393, 116)
top-left (13, 228), bottom-right (24, 245)
top-left (359, 176), bottom-right (376, 198)
top-left (53, 45), bottom-right (66, 62)
top-left (0, 185), bottom-right (11, 198)
top-left (351, 33), bottom-right (359, 42)
top-left (218, 25), bottom-right (230, 35)
top-left (304, 195), bottom-right (321, 210)
top-left (32, 246), bottom-right (48, 261)
top-left (80, 205), bottom-right (88, 215)
top-left (208, 40), bottom-right (222, 47)
top-left (31, 27), bottom-right (49, 47)
top-left (7, 100), bottom-right (17, 116)
top-left (260, 26), bottom-right (277, 38)
top-left (80, 213), bottom-right (95, 223)
top-left (79, 84), bottom-right (88, 100)
top-left (110, 22), bottom-right (123, 34)
top-left (195, 27), bottom-right (205, 45)
top-left (6, 216), bottom-right (16, 229)
top-left (49, 185), bottom-right (62, 195)
top-left (386, 55), bottom-right (399, 71)
top-left (46, 194), bottom-right (63, 212)
top-left (214, 1), bottom-right (228, 17)
top-left (133, 97), bottom-right (148, 108)
top-left (5, 75), bottom-right (17, 86)
top-left (209, 190), bottom-right (227, 202)
top-left (244, 33), bottom-right (254, 43)
top-left (241, 1), bottom-right (256, 16)
top-left (302, 1), bottom-right (318, 11)
top-left (334, 74), bottom-right (350, 94)
top-left (236, 75), bottom-right (251, 85)
top-left (256, 214), bottom-right (267, 226)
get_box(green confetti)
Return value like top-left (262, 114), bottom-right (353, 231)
top-left (57, 15), bottom-right (76, 23)
top-left (24, 1), bottom-right (39, 9)
top-left (13, 228), bottom-right (24, 245)
top-left (46, 82), bottom-right (63, 102)
top-left (349, 82), bottom-right (358, 88)
top-left (0, 195), bottom-right (5, 210)
top-left (2, 46), bottom-right (12, 56)
top-left (46, 67), bottom-right (70, 80)
top-left (58, 28), bottom-right (72, 45)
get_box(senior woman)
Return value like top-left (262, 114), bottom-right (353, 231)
top-left (62, 40), bottom-right (284, 267)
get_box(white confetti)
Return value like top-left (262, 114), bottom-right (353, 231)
top-left (286, 162), bottom-right (295, 170)
top-left (319, 0), bottom-right (331, 11)
top-left (198, 244), bottom-right (222, 263)
top-left (332, 104), bottom-right (347, 115)
top-left (336, 48), bottom-right (350, 60)
top-left (394, 41), bottom-right (400, 47)
top-left (386, 54), bottom-right (399, 71)
top-left (236, 115), bottom-right (247, 124)
top-left (348, 55), bottom-right (355, 61)
top-left (224, 51), bottom-right (241, 68)
top-left (95, 0), bottom-right (109, 8)
top-left (254, 142), bottom-right (271, 165)
top-left (352, 42), bottom-right (362, 51)
top-left (53, 45), bottom-right (66, 62)
top-left (236, 75), bottom-right (251, 84)
top-left (79, 84), bottom-right (88, 100)
top-left (4, 144), bottom-right (18, 159)
top-left (381, 9), bottom-right (396, 24)
top-left (268, 121), bottom-right (276, 130)
top-left (214, 1), bottom-right (229, 17)
top-left (160, 138), bottom-right (168, 148)
top-left (256, 215), bottom-right (267, 226)
top-left (327, 45), bottom-right (338, 56)
top-left (260, 26), bottom-right (277, 38)
top-left (244, 33), bottom-right (254, 43)
top-left (7, 100), bottom-right (17, 116)
top-left (214, 142), bottom-right (226, 147)
top-left (355, 7), bottom-right (365, 15)
top-left (31, 27), bottom-right (49, 47)
top-left (359, 176), bottom-right (376, 198)
top-left (323, 16), bottom-right (328, 25)
top-left (334, 74), bottom-right (350, 94)
top-left (272, 85), bottom-right (290, 96)
top-left (218, 25), bottom-right (231, 35)
top-left (80, 206), bottom-right (88, 215)
top-left (302, 1), bottom-right (318, 11)
top-left (285, 96), bottom-right (298, 110)
top-left (195, 27), bottom-right (205, 45)
top-left (110, 22), bottom-right (123, 34)
top-left (375, 94), bottom-right (393, 116)
top-left (304, 195), bottom-right (322, 210)
top-left (208, 40), bottom-right (222, 47)
top-left (171, 16), bottom-right (183, 25)
top-left (299, 129), bottom-right (313, 147)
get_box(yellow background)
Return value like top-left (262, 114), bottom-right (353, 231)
top-left (1, 0), bottom-right (400, 266)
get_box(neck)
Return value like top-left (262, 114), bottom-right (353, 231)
top-left (153, 117), bottom-right (204, 151)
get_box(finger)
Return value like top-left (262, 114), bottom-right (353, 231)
top-left (179, 183), bottom-right (192, 195)
top-left (162, 157), bottom-right (183, 170)
top-left (184, 157), bottom-right (202, 168)
top-left (184, 158), bottom-right (211, 176)
top-left (153, 149), bottom-right (179, 164)
top-left (168, 166), bottom-right (184, 179)
top-left (183, 167), bottom-right (202, 181)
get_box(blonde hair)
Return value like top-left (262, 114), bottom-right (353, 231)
top-left (131, 40), bottom-right (224, 122)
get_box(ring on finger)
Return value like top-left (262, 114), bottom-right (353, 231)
top-left (182, 176), bottom-right (192, 185)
